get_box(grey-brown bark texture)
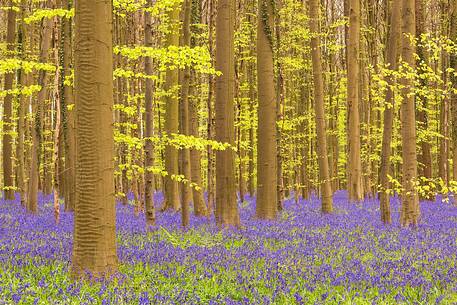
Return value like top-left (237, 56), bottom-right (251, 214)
top-left (215, 0), bottom-right (240, 226)
top-left (400, 0), bottom-right (420, 226)
top-left (72, 0), bottom-right (118, 277)
top-left (256, 0), bottom-right (278, 219)
top-left (347, 0), bottom-right (364, 202)
top-left (309, 0), bottom-right (333, 213)
top-left (163, 3), bottom-right (181, 212)
top-left (144, 0), bottom-right (156, 226)
top-left (379, 0), bottom-right (401, 224)
top-left (2, 3), bottom-right (16, 200)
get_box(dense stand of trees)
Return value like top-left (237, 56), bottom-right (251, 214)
top-left (1, 0), bottom-right (457, 276)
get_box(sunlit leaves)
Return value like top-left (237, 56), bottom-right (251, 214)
top-left (24, 8), bottom-right (74, 24)
top-left (0, 59), bottom-right (56, 74)
top-left (114, 45), bottom-right (218, 74)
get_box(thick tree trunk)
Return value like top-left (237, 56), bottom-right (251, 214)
top-left (215, 0), bottom-right (240, 226)
top-left (2, 4), bottom-right (16, 200)
top-left (144, 0), bottom-right (156, 226)
top-left (256, 0), bottom-right (277, 219)
top-left (347, 0), bottom-right (364, 202)
top-left (72, 0), bottom-right (118, 278)
top-left (380, 0), bottom-right (401, 224)
top-left (400, 0), bottom-right (420, 226)
top-left (309, 0), bottom-right (333, 213)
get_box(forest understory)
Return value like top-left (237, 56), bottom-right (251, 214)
top-left (1, 191), bottom-right (457, 305)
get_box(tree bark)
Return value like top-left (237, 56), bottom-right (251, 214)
top-left (17, 0), bottom-right (28, 206)
top-left (415, 0), bottom-right (433, 200)
top-left (379, 0), bottom-right (401, 224)
top-left (144, 0), bottom-right (156, 226)
top-left (347, 0), bottom-right (364, 201)
top-left (28, 3), bottom-right (53, 213)
top-left (400, 0), bottom-right (420, 226)
top-left (186, 0), bottom-right (208, 217)
top-left (451, 0), bottom-right (457, 183)
top-left (308, 0), bottom-right (333, 213)
top-left (72, 0), bottom-right (118, 278)
top-left (256, 0), bottom-right (278, 219)
top-left (179, 0), bottom-right (192, 227)
top-left (215, 0), bottom-right (240, 226)
top-left (2, 3), bottom-right (17, 200)
top-left (163, 3), bottom-right (181, 211)
top-left (62, 0), bottom-right (75, 211)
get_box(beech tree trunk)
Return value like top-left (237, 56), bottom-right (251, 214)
top-left (189, 75), bottom-right (208, 216)
top-left (451, 0), bottom-right (457, 183)
top-left (17, 0), bottom-right (28, 206)
top-left (347, 0), bottom-right (364, 202)
top-left (215, 0), bottom-right (240, 226)
top-left (2, 3), bottom-right (16, 200)
top-left (256, 0), bottom-right (278, 219)
top-left (144, 0), bottom-right (156, 226)
top-left (400, 0), bottom-right (420, 226)
top-left (415, 0), bottom-right (433, 200)
top-left (309, 0), bottom-right (333, 213)
top-left (179, 0), bottom-right (192, 227)
top-left (62, 0), bottom-right (76, 211)
top-left (379, 0), bottom-right (401, 224)
top-left (188, 2), bottom-right (208, 216)
top-left (206, 0), bottom-right (216, 215)
top-left (72, 0), bottom-right (118, 278)
top-left (28, 4), bottom-right (52, 213)
top-left (163, 3), bottom-right (181, 211)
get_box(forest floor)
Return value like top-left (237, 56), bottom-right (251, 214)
top-left (1, 191), bottom-right (457, 305)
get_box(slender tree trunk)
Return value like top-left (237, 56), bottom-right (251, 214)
top-left (187, 0), bottom-right (207, 216)
top-left (400, 0), bottom-right (420, 226)
top-left (380, 0), bottom-right (401, 224)
top-left (72, 0), bottom-right (118, 278)
top-left (451, 0), bottom-right (457, 183)
top-left (439, 1), bottom-right (450, 187)
top-left (53, 69), bottom-right (61, 224)
top-left (62, 0), bottom-right (75, 211)
top-left (347, 0), bottom-right (364, 202)
top-left (17, 0), bottom-right (28, 206)
top-left (28, 6), bottom-right (52, 213)
top-left (163, 3), bottom-right (181, 211)
top-left (2, 3), bottom-right (17, 200)
top-left (215, 0), bottom-right (240, 226)
top-left (415, 0), bottom-right (433, 200)
top-left (308, 0), bottom-right (333, 213)
top-left (299, 78), bottom-right (310, 200)
top-left (144, 0), bottom-right (156, 226)
top-left (256, 0), bottom-right (277, 219)
top-left (247, 62), bottom-right (256, 197)
top-left (188, 88), bottom-right (208, 217)
top-left (275, 18), bottom-right (285, 210)
top-left (179, 0), bottom-right (192, 227)
top-left (206, 0), bottom-right (216, 215)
